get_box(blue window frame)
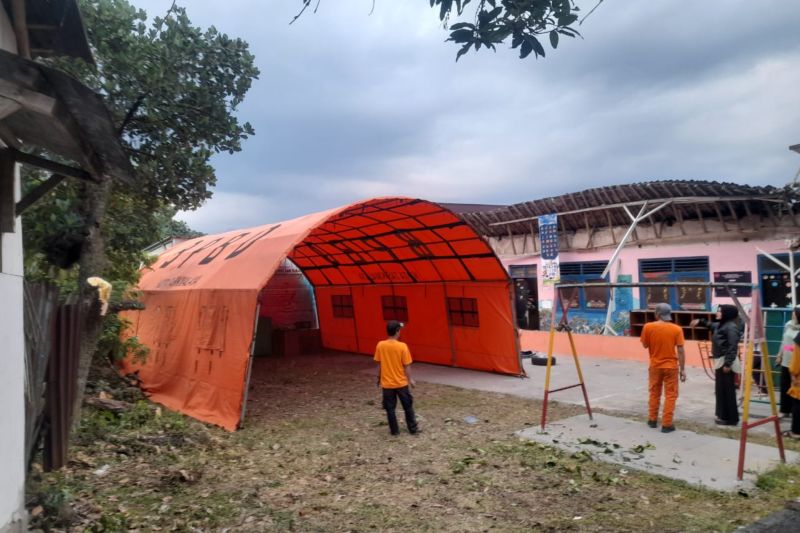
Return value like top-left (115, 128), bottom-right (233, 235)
top-left (638, 257), bottom-right (710, 310)
top-left (559, 261), bottom-right (610, 312)
top-left (757, 253), bottom-right (800, 308)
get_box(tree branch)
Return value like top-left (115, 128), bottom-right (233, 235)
top-left (117, 93), bottom-right (148, 137)
top-left (152, 0), bottom-right (178, 38)
top-left (580, 0), bottom-right (604, 25)
top-left (291, 0), bottom-right (322, 25)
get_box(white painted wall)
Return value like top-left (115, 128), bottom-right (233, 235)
top-left (0, 6), bottom-right (24, 531)
top-left (0, 163), bottom-right (26, 532)
top-left (0, 6), bottom-right (18, 54)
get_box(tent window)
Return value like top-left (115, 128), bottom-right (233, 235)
top-left (382, 295), bottom-right (409, 322)
top-left (332, 295), bottom-right (354, 318)
top-left (447, 297), bottom-right (479, 327)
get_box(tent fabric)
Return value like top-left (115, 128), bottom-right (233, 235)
top-left (122, 198), bottom-right (521, 430)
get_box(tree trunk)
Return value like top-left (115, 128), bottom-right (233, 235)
top-left (70, 177), bottom-right (113, 436)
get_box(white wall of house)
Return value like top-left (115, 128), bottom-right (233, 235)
top-left (0, 161), bottom-right (25, 531)
top-left (1, 7), bottom-right (25, 531)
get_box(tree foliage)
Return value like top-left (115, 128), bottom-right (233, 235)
top-left (20, 1), bottom-right (258, 429)
top-left (24, 0), bottom-right (257, 288)
top-left (295, 0), bottom-right (588, 61)
top-left (432, 0), bottom-right (584, 61)
top-left (52, 0), bottom-right (259, 210)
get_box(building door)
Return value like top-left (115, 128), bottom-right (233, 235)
top-left (510, 265), bottom-right (539, 330)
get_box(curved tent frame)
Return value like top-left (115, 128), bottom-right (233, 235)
top-left (122, 198), bottom-right (522, 430)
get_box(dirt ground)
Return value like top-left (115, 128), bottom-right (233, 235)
top-left (28, 353), bottom-right (800, 532)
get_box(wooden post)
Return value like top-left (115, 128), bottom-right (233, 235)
top-left (0, 149), bottom-right (15, 233)
top-left (11, 0), bottom-right (31, 59)
top-left (508, 227), bottom-right (517, 255)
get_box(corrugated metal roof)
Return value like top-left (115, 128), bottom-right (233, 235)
top-left (459, 180), bottom-right (798, 237)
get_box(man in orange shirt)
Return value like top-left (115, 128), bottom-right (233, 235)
top-left (640, 303), bottom-right (687, 433)
top-left (374, 320), bottom-right (419, 435)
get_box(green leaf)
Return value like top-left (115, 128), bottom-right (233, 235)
top-left (455, 42), bottom-right (471, 61)
top-left (549, 29), bottom-right (559, 48)
top-left (528, 35), bottom-right (546, 57)
top-left (448, 29), bottom-right (474, 43)
top-left (519, 39), bottom-right (533, 59)
top-left (439, 0), bottom-right (453, 21)
top-left (478, 7), bottom-right (502, 25)
top-left (558, 13), bottom-right (579, 26)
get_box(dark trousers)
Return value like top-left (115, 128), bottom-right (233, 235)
top-left (780, 366), bottom-right (793, 415)
top-left (793, 397), bottom-right (800, 435)
top-left (715, 368), bottom-right (739, 425)
top-left (382, 386), bottom-right (417, 435)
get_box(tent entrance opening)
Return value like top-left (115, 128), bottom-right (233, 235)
top-left (253, 259), bottom-right (320, 357)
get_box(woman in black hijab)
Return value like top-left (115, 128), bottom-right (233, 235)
top-left (712, 304), bottom-right (742, 426)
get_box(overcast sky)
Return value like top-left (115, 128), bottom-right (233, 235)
top-left (134, 1), bottom-right (800, 234)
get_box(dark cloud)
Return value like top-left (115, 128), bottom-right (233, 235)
top-left (133, 1), bottom-right (800, 233)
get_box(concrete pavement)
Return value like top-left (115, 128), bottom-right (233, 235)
top-left (516, 413), bottom-right (797, 492)
top-left (405, 356), bottom-right (792, 435)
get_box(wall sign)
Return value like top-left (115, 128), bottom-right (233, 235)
top-left (713, 271), bottom-right (752, 297)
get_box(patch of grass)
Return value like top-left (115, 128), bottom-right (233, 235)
top-left (756, 463), bottom-right (800, 494)
top-left (27, 355), bottom-right (800, 532)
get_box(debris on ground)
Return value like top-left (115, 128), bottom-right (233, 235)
top-left (25, 354), bottom-right (800, 531)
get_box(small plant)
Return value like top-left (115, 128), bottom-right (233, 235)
top-left (756, 464), bottom-right (800, 493)
top-left (96, 312), bottom-right (149, 365)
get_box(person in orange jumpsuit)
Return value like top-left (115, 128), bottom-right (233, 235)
top-left (374, 320), bottom-right (419, 435)
top-left (640, 303), bottom-right (687, 433)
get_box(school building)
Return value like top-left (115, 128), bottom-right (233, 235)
top-left (454, 180), bottom-right (799, 357)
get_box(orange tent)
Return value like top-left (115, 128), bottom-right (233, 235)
top-left (122, 198), bottom-right (521, 430)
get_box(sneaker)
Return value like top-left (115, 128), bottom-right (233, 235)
top-left (647, 420), bottom-right (657, 428)
top-left (410, 428), bottom-right (422, 435)
top-left (661, 425), bottom-right (676, 433)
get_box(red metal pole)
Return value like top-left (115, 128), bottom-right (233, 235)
top-left (580, 383), bottom-right (593, 419)
top-left (737, 424), bottom-right (747, 481)
top-left (774, 418), bottom-right (786, 462)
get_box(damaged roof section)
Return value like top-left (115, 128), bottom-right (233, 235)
top-left (0, 49), bottom-right (134, 185)
top-left (460, 180), bottom-right (799, 237)
top-left (0, 0), bottom-right (133, 188)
